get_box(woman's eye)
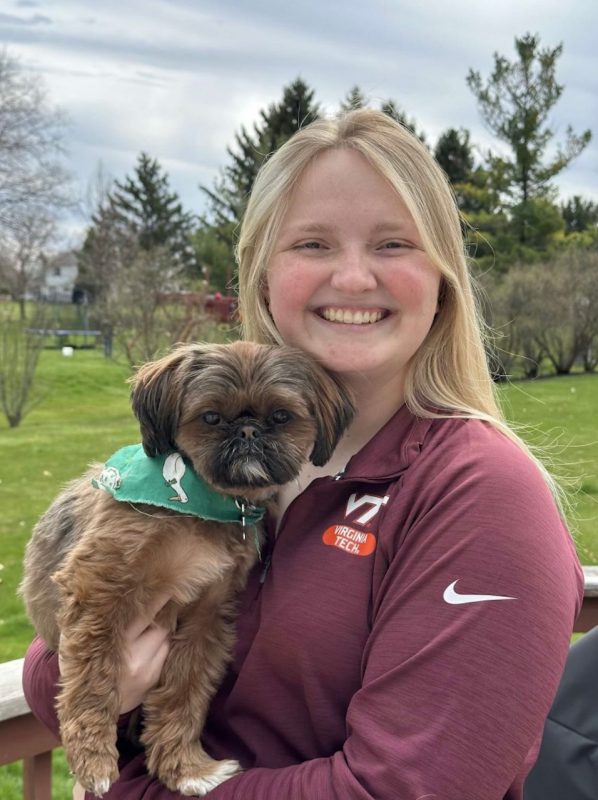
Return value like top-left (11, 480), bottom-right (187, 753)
top-left (380, 240), bottom-right (409, 249)
top-left (202, 412), bottom-right (221, 426)
top-left (270, 409), bottom-right (291, 425)
top-left (298, 241), bottom-right (323, 250)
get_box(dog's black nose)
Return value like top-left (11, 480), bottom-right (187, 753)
top-left (239, 424), bottom-right (259, 440)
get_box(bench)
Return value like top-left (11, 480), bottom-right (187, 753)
top-left (2, 565), bottom-right (598, 799)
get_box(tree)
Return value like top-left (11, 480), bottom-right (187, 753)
top-left (201, 78), bottom-right (320, 253)
top-left (191, 222), bottom-right (233, 292)
top-left (76, 200), bottom-right (135, 304)
top-left (561, 195), bottom-right (598, 234)
top-left (104, 247), bottom-right (186, 366)
top-left (341, 85), bottom-right (368, 111)
top-left (483, 265), bottom-right (545, 379)
top-left (0, 50), bottom-right (71, 235)
top-left (380, 99), bottom-right (427, 145)
top-left (434, 128), bottom-right (475, 186)
top-left (0, 210), bottom-right (55, 317)
top-left (0, 304), bottom-right (47, 428)
top-left (509, 197), bottom-right (564, 250)
top-left (485, 248), bottom-right (598, 376)
top-left (78, 155), bottom-right (197, 307)
top-left (109, 153), bottom-right (197, 274)
top-left (467, 33), bottom-right (592, 243)
top-left (76, 159), bottom-right (199, 358)
top-left (76, 165), bottom-right (136, 304)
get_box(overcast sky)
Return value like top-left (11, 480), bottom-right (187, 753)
top-left (2, 0), bottom-right (597, 245)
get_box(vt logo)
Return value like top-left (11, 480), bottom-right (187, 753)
top-left (345, 493), bottom-right (389, 525)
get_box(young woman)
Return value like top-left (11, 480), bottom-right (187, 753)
top-left (23, 109), bottom-right (582, 799)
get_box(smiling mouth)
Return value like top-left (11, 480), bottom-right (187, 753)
top-left (318, 307), bottom-right (389, 325)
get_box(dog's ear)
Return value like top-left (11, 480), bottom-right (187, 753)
top-left (302, 361), bottom-right (355, 467)
top-left (130, 346), bottom-right (193, 456)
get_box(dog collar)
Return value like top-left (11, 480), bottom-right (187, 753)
top-left (91, 444), bottom-right (265, 526)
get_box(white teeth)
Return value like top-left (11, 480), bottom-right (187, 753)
top-left (321, 308), bottom-right (384, 325)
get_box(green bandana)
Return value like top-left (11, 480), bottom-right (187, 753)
top-left (91, 444), bottom-right (265, 527)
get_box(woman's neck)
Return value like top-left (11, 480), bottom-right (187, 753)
top-left (272, 371), bottom-right (405, 527)
top-left (332, 374), bottom-right (405, 467)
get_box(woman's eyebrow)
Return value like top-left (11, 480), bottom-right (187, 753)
top-left (282, 220), bottom-right (413, 235)
top-left (282, 222), bottom-right (333, 235)
top-left (370, 221), bottom-right (414, 234)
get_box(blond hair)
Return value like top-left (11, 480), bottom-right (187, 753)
top-left (236, 109), bottom-right (562, 503)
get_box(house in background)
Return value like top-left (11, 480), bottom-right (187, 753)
top-left (39, 251), bottom-right (79, 303)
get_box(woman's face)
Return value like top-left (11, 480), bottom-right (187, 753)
top-left (266, 148), bottom-right (441, 398)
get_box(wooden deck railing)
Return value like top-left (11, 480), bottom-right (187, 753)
top-left (0, 658), bottom-right (60, 800)
top-left (2, 565), bottom-right (598, 799)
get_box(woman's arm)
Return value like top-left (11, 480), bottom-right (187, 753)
top-left (23, 592), bottom-right (171, 724)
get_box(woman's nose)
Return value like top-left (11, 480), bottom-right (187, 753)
top-left (329, 250), bottom-right (377, 293)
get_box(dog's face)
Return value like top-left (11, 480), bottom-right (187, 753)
top-left (130, 341), bottom-right (355, 502)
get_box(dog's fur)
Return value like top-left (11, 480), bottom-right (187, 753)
top-left (20, 341), bottom-right (354, 796)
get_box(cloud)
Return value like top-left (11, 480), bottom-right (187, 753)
top-left (1, 0), bottom-right (596, 246)
top-left (0, 11), bottom-right (51, 25)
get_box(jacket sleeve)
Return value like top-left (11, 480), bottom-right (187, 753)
top-left (22, 636), bottom-right (61, 739)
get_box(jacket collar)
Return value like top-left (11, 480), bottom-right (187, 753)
top-left (341, 404), bottom-right (436, 481)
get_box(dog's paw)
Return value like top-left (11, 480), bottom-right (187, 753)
top-left (177, 759), bottom-right (241, 796)
top-left (88, 776), bottom-right (113, 798)
top-left (66, 743), bottom-right (119, 798)
top-left (72, 771), bottom-right (115, 798)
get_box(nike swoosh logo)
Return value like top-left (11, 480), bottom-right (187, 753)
top-left (443, 580), bottom-right (516, 605)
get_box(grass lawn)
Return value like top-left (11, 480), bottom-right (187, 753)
top-left (1, 349), bottom-right (597, 799)
top-left (499, 373), bottom-right (598, 563)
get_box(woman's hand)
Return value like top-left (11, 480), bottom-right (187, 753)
top-left (59, 592), bottom-right (172, 714)
top-left (119, 593), bottom-right (172, 713)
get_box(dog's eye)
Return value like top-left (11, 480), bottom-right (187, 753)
top-left (202, 412), bottom-right (222, 426)
top-left (270, 409), bottom-right (291, 425)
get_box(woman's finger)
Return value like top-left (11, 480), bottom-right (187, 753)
top-left (72, 781), bottom-right (85, 800)
top-left (124, 592), bottom-right (172, 641)
top-left (126, 622), bottom-right (170, 675)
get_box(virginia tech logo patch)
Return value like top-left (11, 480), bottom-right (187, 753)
top-left (322, 525), bottom-right (377, 557)
top-left (345, 493), bottom-right (389, 524)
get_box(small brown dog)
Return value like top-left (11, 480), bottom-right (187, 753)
top-left (20, 341), bottom-right (354, 796)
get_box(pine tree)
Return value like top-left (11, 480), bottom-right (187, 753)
top-left (201, 78), bottom-right (320, 248)
top-left (561, 196), bottom-right (598, 234)
top-left (467, 33), bottom-right (592, 242)
top-left (434, 128), bottom-right (475, 186)
top-left (109, 153), bottom-right (197, 271)
top-left (380, 100), bottom-right (427, 145)
top-left (340, 86), bottom-right (368, 111)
